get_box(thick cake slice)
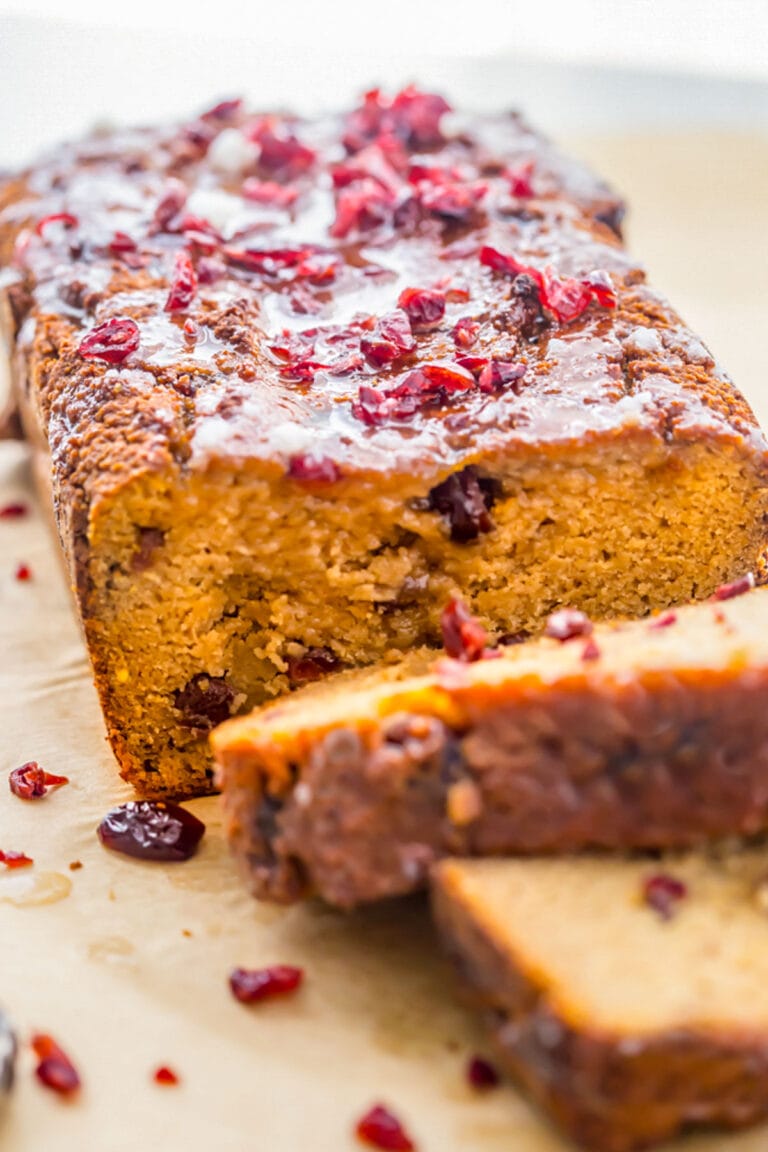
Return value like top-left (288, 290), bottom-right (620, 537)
top-left (431, 851), bottom-right (768, 1152)
top-left (2, 90), bottom-right (766, 797)
top-left (214, 582), bottom-right (768, 907)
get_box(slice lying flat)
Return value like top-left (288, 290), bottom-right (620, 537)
top-left (431, 851), bottom-right (768, 1152)
top-left (213, 581), bottom-right (768, 908)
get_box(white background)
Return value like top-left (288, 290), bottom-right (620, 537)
top-left (1, 0), bottom-right (767, 167)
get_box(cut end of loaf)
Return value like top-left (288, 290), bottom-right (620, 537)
top-left (432, 853), bottom-right (768, 1152)
top-left (85, 433), bottom-right (766, 798)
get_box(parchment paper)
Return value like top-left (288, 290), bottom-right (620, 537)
top-left (2, 132), bottom-right (768, 1152)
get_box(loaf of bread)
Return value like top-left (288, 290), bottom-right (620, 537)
top-left (2, 89), bottom-right (766, 797)
top-left (213, 581), bottom-right (768, 907)
top-left (431, 850), bottom-right (768, 1151)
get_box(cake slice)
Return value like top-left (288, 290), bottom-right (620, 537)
top-left (431, 850), bottom-right (768, 1152)
top-left (213, 581), bottom-right (768, 907)
top-left (2, 90), bottom-right (766, 798)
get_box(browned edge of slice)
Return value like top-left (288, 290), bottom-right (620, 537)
top-left (430, 859), bottom-right (768, 1152)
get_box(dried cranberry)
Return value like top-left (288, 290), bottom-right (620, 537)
top-left (14, 563), bottom-right (32, 582)
top-left (344, 85), bottom-right (449, 153)
top-left (427, 467), bottom-right (498, 542)
top-left (223, 245), bottom-right (312, 274)
top-left (242, 179), bottom-right (299, 208)
top-left (353, 361), bottom-right (476, 425)
top-left (581, 637), bottom-right (601, 662)
top-left (201, 97), bottom-right (243, 121)
top-left (441, 597), bottom-right (488, 662)
top-left (451, 318), bottom-right (480, 350)
top-left (0, 850), bottom-right (33, 869)
top-left (31, 1035), bottom-right (80, 1096)
top-left (229, 965), bottom-right (304, 1004)
top-left (152, 178), bottom-right (188, 232)
top-left (174, 673), bottom-right (235, 730)
top-left (643, 872), bottom-right (688, 920)
top-left (397, 287), bottom-right (446, 331)
top-left (505, 160), bottom-right (535, 198)
top-left (35, 213), bottom-right (78, 237)
top-left (108, 231), bottom-right (144, 268)
top-left (356, 1103), bottom-right (416, 1151)
top-left (713, 573), bottom-right (754, 601)
top-left (153, 1065), bottom-right (179, 1086)
top-left (331, 178), bottom-right (394, 239)
top-left (539, 273), bottom-right (594, 324)
top-left (9, 761), bottom-right (69, 800)
top-left (466, 1055), bottom-right (500, 1089)
top-left (360, 310), bottom-right (415, 367)
top-left (480, 247), bottom-right (617, 324)
top-left (649, 611), bottom-right (677, 630)
top-left (164, 251), bottom-right (198, 312)
top-left (78, 317), bottom-right (140, 365)
top-left (287, 455), bottom-right (341, 484)
top-left (254, 126), bottom-right (316, 177)
top-left (477, 360), bottom-right (526, 393)
top-left (418, 179), bottom-right (487, 222)
top-left (0, 502), bottom-right (28, 519)
top-left (97, 801), bottom-right (205, 862)
top-left (544, 609), bottom-right (593, 642)
top-left (286, 647), bottom-right (340, 684)
top-left (480, 245), bottom-right (543, 288)
top-left (581, 269), bottom-right (618, 309)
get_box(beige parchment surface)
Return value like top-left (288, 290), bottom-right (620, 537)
top-left (1, 132), bottom-right (768, 1152)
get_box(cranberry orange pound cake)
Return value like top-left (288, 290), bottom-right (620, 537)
top-left (213, 580), bottom-right (768, 907)
top-left (432, 850), bottom-right (768, 1151)
top-left (1, 89), bottom-right (767, 797)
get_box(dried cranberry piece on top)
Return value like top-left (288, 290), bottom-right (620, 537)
top-left (396, 287), bottom-right (446, 331)
top-left (287, 455), bottom-right (341, 484)
top-left (360, 310), bottom-right (415, 367)
top-left (97, 801), bottom-right (205, 862)
top-left (164, 251), bottom-right (198, 312)
top-left (78, 317), bottom-right (140, 365)
top-left (35, 213), bottom-right (78, 237)
top-left (440, 597), bottom-right (488, 662)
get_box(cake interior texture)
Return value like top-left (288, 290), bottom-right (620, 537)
top-left (1, 89), bottom-right (766, 796)
top-left (432, 852), bottom-right (768, 1152)
top-left (213, 584), bottom-right (768, 907)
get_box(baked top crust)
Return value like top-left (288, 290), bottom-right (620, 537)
top-left (1, 88), bottom-right (763, 495)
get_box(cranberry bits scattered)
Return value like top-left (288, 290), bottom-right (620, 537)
top-left (97, 801), bottom-right (205, 861)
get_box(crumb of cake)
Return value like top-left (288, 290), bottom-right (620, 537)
top-left (68, 860), bottom-right (83, 871)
